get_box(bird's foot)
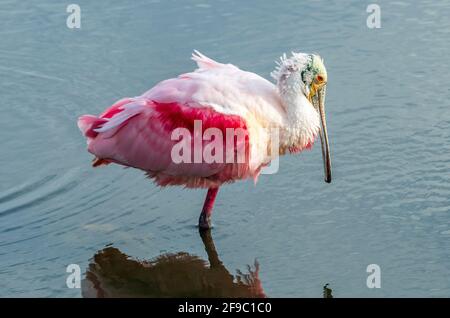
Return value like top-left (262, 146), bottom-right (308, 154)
top-left (198, 213), bottom-right (212, 230)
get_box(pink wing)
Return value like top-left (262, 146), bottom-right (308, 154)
top-left (76, 51), bottom-right (285, 187)
top-left (78, 97), bottom-right (251, 188)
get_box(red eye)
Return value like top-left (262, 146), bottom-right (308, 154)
top-left (317, 75), bottom-right (324, 82)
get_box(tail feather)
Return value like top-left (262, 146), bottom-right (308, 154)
top-left (77, 115), bottom-right (107, 139)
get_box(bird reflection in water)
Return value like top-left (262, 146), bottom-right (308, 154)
top-left (82, 229), bottom-right (265, 298)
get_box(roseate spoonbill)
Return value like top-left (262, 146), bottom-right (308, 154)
top-left (77, 51), bottom-right (331, 229)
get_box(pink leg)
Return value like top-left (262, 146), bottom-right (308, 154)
top-left (199, 187), bottom-right (219, 230)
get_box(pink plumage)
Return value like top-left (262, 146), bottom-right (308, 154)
top-left (77, 50), bottom-right (331, 229)
top-left (79, 98), bottom-right (251, 188)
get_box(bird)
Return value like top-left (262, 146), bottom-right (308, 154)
top-left (77, 50), bottom-right (332, 230)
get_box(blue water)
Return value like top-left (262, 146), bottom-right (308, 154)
top-left (1, 0), bottom-right (449, 297)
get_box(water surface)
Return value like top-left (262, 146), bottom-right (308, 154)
top-left (1, 0), bottom-right (449, 297)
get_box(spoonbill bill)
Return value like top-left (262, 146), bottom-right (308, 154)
top-left (77, 51), bottom-right (332, 229)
